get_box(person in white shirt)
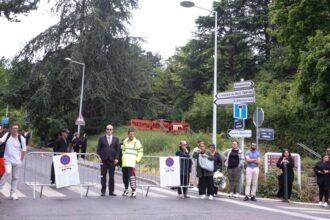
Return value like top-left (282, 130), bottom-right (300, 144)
top-left (0, 124), bottom-right (26, 200)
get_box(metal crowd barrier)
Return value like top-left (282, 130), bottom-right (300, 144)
top-left (135, 156), bottom-right (192, 198)
top-left (24, 152), bottom-right (101, 199)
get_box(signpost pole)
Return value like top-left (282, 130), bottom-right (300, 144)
top-left (5, 104), bottom-right (8, 118)
top-left (239, 137), bottom-right (245, 194)
top-left (256, 106), bottom-right (259, 151)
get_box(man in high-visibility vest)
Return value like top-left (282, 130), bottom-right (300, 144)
top-left (121, 128), bottom-right (143, 198)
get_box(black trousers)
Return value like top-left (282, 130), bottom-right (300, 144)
top-left (178, 175), bottom-right (190, 195)
top-left (80, 146), bottom-right (87, 159)
top-left (318, 181), bottom-right (330, 202)
top-left (277, 178), bottom-right (293, 199)
top-left (199, 176), bottom-right (214, 196)
top-left (101, 160), bottom-right (115, 194)
top-left (122, 167), bottom-right (136, 190)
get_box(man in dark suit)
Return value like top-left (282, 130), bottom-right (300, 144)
top-left (97, 124), bottom-right (120, 196)
top-left (50, 129), bottom-right (69, 184)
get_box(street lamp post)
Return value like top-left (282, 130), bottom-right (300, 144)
top-left (180, 1), bottom-right (218, 147)
top-left (65, 57), bottom-right (86, 135)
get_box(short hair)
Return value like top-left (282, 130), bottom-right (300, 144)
top-left (11, 124), bottom-right (19, 128)
top-left (208, 144), bottom-right (215, 149)
top-left (128, 127), bottom-right (135, 134)
top-left (197, 140), bottom-right (204, 144)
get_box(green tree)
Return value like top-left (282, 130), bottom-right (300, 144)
top-left (0, 0), bottom-right (39, 21)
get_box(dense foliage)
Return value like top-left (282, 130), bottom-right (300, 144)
top-left (0, 0), bottom-right (329, 152)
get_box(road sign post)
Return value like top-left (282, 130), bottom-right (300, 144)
top-left (253, 107), bottom-right (264, 151)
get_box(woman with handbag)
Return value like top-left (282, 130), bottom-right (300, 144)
top-left (314, 153), bottom-right (330, 207)
top-left (276, 149), bottom-right (295, 200)
top-left (223, 141), bottom-right (244, 198)
top-left (192, 141), bottom-right (214, 200)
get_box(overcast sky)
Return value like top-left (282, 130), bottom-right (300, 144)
top-left (0, 0), bottom-right (213, 60)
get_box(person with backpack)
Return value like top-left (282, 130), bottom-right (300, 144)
top-left (0, 124), bottom-right (26, 200)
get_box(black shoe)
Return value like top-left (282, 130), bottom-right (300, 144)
top-left (243, 196), bottom-right (250, 201)
top-left (109, 192), bottom-right (117, 196)
top-left (50, 181), bottom-right (55, 185)
top-left (250, 196), bottom-right (257, 201)
top-left (101, 193), bottom-right (105, 197)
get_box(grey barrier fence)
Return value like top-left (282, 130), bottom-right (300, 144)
top-left (135, 156), bottom-right (192, 198)
top-left (24, 152), bottom-right (101, 199)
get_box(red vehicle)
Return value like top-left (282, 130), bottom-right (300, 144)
top-left (129, 119), bottom-right (190, 133)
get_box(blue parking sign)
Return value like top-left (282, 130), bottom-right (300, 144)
top-left (1, 117), bottom-right (9, 125)
top-left (233, 103), bottom-right (247, 119)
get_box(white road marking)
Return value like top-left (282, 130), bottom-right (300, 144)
top-left (67, 186), bottom-right (100, 197)
top-left (0, 182), bottom-right (27, 198)
top-left (217, 198), bottom-right (329, 220)
top-left (303, 210), bottom-right (330, 215)
top-left (27, 183), bottom-right (66, 197)
top-left (277, 206), bottom-right (329, 211)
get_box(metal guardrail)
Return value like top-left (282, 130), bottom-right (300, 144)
top-left (24, 152), bottom-right (101, 199)
top-left (296, 143), bottom-right (321, 159)
top-left (135, 156), bottom-right (191, 198)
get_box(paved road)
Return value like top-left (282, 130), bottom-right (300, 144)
top-left (0, 148), bottom-right (329, 220)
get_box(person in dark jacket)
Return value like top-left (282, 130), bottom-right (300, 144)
top-left (276, 149), bottom-right (295, 200)
top-left (72, 132), bottom-right (83, 156)
top-left (96, 124), bottom-right (120, 196)
top-left (192, 141), bottom-right (214, 200)
top-left (208, 144), bottom-right (222, 197)
top-left (80, 133), bottom-right (88, 159)
top-left (314, 153), bottom-right (330, 207)
top-left (50, 129), bottom-right (69, 184)
top-left (176, 140), bottom-right (191, 198)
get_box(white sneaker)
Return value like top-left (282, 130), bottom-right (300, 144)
top-left (322, 202), bottom-right (328, 207)
top-left (234, 193), bottom-right (239, 198)
top-left (209, 195), bottom-right (214, 200)
top-left (318, 202), bottom-right (323, 206)
top-left (228, 192), bottom-right (233, 198)
top-left (10, 193), bottom-right (19, 200)
top-left (200, 195), bottom-right (206, 200)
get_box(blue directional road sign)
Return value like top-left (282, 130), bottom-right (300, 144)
top-left (233, 103), bottom-right (247, 119)
top-left (259, 128), bottom-right (274, 140)
top-left (1, 117), bottom-right (9, 126)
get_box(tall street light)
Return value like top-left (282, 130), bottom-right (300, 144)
top-left (180, 1), bottom-right (218, 147)
top-left (65, 57), bottom-right (86, 135)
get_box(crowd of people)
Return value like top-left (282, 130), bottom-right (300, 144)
top-left (0, 123), bottom-right (329, 206)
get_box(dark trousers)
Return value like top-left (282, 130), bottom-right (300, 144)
top-left (214, 186), bottom-right (218, 195)
top-left (122, 167), bottom-right (136, 190)
top-left (277, 179), bottom-right (293, 199)
top-left (50, 163), bottom-right (55, 183)
top-left (178, 175), bottom-right (189, 195)
top-left (198, 176), bottom-right (214, 196)
top-left (318, 181), bottom-right (330, 202)
top-left (101, 160), bottom-right (115, 194)
top-left (81, 146), bottom-right (87, 159)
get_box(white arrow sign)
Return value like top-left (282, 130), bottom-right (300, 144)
top-left (214, 96), bottom-right (255, 105)
top-left (228, 129), bottom-right (252, 138)
top-left (216, 88), bottom-right (255, 99)
top-left (234, 80), bottom-right (255, 90)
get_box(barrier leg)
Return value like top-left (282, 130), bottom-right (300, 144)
top-left (33, 185), bottom-right (36, 200)
top-left (181, 187), bottom-right (184, 199)
top-left (40, 186), bottom-right (44, 198)
top-left (80, 185), bottom-right (83, 199)
top-left (86, 186), bottom-right (90, 197)
top-left (145, 186), bottom-right (150, 198)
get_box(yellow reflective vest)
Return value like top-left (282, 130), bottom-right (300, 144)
top-left (121, 137), bottom-right (143, 168)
